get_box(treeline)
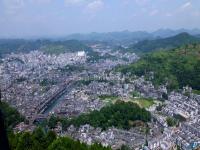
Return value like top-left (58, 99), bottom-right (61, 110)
top-left (48, 101), bottom-right (151, 130)
top-left (117, 44), bottom-right (200, 90)
top-left (9, 127), bottom-right (111, 150)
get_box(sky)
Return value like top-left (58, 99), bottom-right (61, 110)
top-left (0, 0), bottom-right (200, 38)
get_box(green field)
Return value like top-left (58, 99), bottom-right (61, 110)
top-left (99, 95), bottom-right (120, 104)
top-left (131, 98), bottom-right (155, 108)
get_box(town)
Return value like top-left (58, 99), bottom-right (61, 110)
top-left (0, 44), bottom-right (200, 150)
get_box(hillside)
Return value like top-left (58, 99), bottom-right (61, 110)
top-left (0, 101), bottom-right (24, 130)
top-left (0, 39), bottom-right (91, 57)
top-left (129, 33), bottom-right (200, 54)
top-left (117, 44), bottom-right (200, 90)
top-left (0, 101), bottom-right (110, 150)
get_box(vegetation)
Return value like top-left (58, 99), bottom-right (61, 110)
top-left (0, 39), bottom-right (91, 56)
top-left (166, 117), bottom-right (177, 127)
top-left (0, 101), bottom-right (24, 131)
top-left (39, 79), bottom-right (57, 86)
top-left (129, 33), bottom-right (200, 54)
top-left (98, 95), bottom-right (118, 100)
top-left (48, 137), bottom-right (111, 150)
top-left (131, 98), bottom-right (155, 108)
top-left (130, 91), bottom-right (141, 97)
top-left (87, 51), bottom-right (117, 62)
top-left (117, 44), bottom-right (200, 90)
top-left (61, 101), bottom-right (151, 130)
top-left (0, 102), bottom-right (110, 150)
top-left (8, 127), bottom-right (111, 150)
top-left (192, 90), bottom-right (200, 95)
top-left (59, 64), bottom-right (85, 73)
top-left (156, 104), bottom-right (165, 111)
top-left (99, 95), bottom-right (119, 104)
top-left (40, 40), bottom-right (91, 54)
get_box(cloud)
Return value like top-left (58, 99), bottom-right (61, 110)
top-left (192, 10), bottom-right (200, 17)
top-left (86, 0), bottom-right (104, 12)
top-left (3, 0), bottom-right (25, 14)
top-left (149, 9), bottom-right (158, 16)
top-left (180, 2), bottom-right (192, 10)
top-left (64, 0), bottom-right (85, 6)
top-left (135, 0), bottom-right (150, 6)
top-left (165, 13), bottom-right (172, 17)
top-left (2, 0), bottom-right (52, 14)
top-left (30, 0), bottom-right (53, 4)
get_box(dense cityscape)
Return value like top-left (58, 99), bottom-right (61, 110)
top-left (0, 40), bottom-right (200, 150)
top-left (0, 0), bottom-right (200, 150)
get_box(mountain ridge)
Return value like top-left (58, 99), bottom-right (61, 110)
top-left (128, 32), bottom-right (200, 53)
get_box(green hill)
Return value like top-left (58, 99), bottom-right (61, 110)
top-left (117, 44), bottom-right (200, 90)
top-left (0, 101), bottom-right (111, 150)
top-left (61, 101), bottom-right (151, 130)
top-left (129, 33), bottom-right (200, 54)
top-left (9, 128), bottom-right (111, 150)
top-left (39, 40), bottom-right (92, 54)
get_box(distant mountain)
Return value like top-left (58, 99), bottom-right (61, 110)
top-left (152, 28), bottom-right (200, 38)
top-left (129, 32), bottom-right (200, 53)
top-left (0, 39), bottom-right (91, 57)
top-left (152, 29), bottom-right (176, 38)
top-left (196, 34), bottom-right (200, 38)
top-left (65, 31), bottom-right (153, 44)
top-left (63, 29), bottom-right (200, 43)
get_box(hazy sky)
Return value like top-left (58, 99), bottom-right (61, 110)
top-left (0, 0), bottom-right (200, 38)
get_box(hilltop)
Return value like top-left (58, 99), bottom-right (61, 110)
top-left (128, 33), bottom-right (200, 54)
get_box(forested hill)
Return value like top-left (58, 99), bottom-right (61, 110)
top-left (117, 44), bottom-right (200, 90)
top-left (0, 39), bottom-right (91, 57)
top-left (0, 101), bottom-right (111, 150)
top-left (128, 33), bottom-right (200, 54)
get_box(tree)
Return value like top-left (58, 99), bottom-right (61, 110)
top-left (0, 101), bottom-right (24, 130)
top-left (0, 109), bottom-right (10, 150)
top-left (16, 132), bottom-right (34, 150)
top-left (48, 137), bottom-right (87, 150)
top-left (45, 130), bottom-right (57, 147)
top-left (166, 117), bottom-right (177, 127)
top-left (118, 145), bottom-right (131, 150)
top-left (48, 115), bottom-right (59, 129)
top-left (32, 127), bottom-right (46, 149)
top-left (62, 101), bottom-right (151, 130)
